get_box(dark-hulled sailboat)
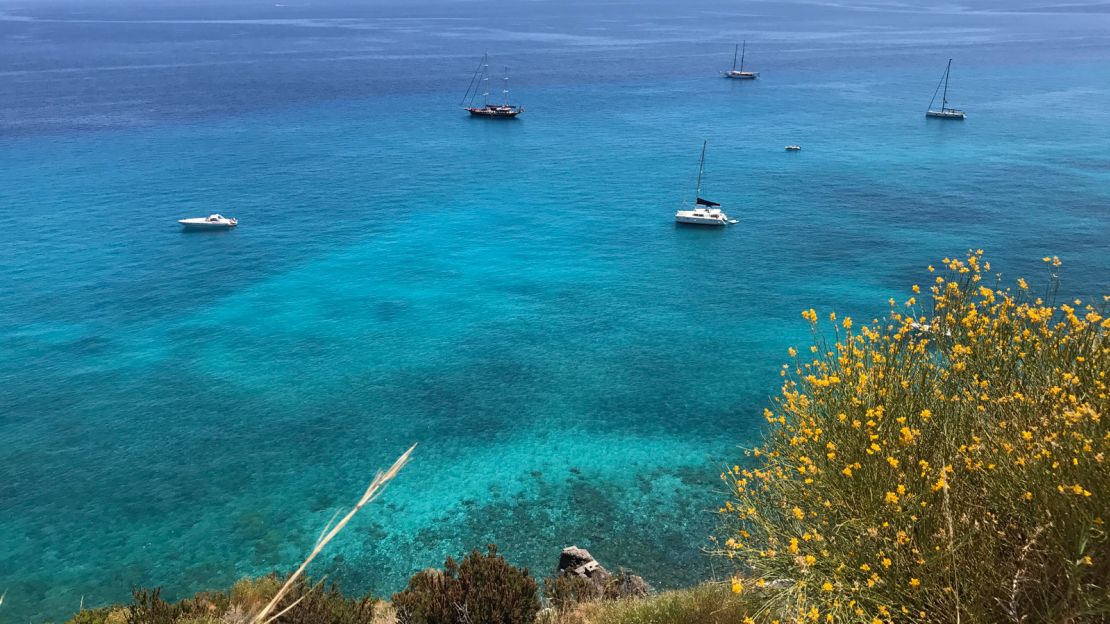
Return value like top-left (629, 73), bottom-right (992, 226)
top-left (723, 41), bottom-right (758, 79)
top-left (462, 53), bottom-right (523, 119)
top-left (926, 59), bottom-right (965, 120)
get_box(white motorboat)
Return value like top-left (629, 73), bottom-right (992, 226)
top-left (675, 140), bottom-right (737, 226)
top-left (178, 214), bottom-right (238, 230)
top-left (785, 145), bottom-right (801, 151)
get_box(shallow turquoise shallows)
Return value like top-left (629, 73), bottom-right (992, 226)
top-left (2, 0), bottom-right (1109, 620)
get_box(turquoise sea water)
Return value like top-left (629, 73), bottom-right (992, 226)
top-left (2, 0), bottom-right (1110, 620)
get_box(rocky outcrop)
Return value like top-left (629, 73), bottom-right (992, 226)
top-left (554, 546), bottom-right (650, 599)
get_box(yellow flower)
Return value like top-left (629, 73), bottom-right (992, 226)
top-left (731, 577), bottom-right (743, 594)
top-left (793, 506), bottom-right (805, 520)
top-left (909, 578), bottom-right (921, 588)
top-left (860, 563), bottom-right (871, 572)
top-left (920, 408), bottom-right (932, 419)
top-left (788, 347), bottom-right (797, 357)
top-left (822, 581), bottom-right (834, 592)
top-left (884, 491), bottom-right (900, 505)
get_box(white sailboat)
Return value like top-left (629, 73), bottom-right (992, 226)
top-left (723, 41), bottom-right (759, 79)
top-left (926, 59), bottom-right (965, 119)
top-left (675, 141), bottom-right (737, 226)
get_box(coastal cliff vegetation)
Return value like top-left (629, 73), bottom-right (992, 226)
top-left (52, 253), bottom-right (1108, 623)
top-left (716, 252), bottom-right (1109, 622)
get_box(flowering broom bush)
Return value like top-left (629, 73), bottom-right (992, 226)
top-left (716, 252), bottom-right (1108, 623)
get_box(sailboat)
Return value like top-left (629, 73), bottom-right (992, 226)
top-left (461, 53), bottom-right (523, 119)
top-left (925, 59), bottom-right (965, 119)
top-left (723, 41), bottom-right (758, 79)
top-left (675, 141), bottom-right (737, 226)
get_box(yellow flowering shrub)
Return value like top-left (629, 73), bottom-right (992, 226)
top-left (715, 252), bottom-right (1109, 623)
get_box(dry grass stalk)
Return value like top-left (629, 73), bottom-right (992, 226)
top-left (250, 444), bottom-right (416, 624)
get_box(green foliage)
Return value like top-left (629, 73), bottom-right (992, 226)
top-left (65, 576), bottom-right (375, 624)
top-left (575, 584), bottom-right (747, 624)
top-left (229, 575), bottom-right (281, 613)
top-left (716, 253), bottom-right (1110, 622)
top-left (65, 607), bottom-right (126, 624)
top-left (393, 545), bottom-right (541, 624)
top-left (544, 575), bottom-right (601, 612)
top-left (544, 572), bottom-right (649, 613)
top-left (268, 577), bottom-right (379, 624)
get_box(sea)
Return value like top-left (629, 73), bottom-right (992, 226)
top-left (1, 0), bottom-right (1108, 620)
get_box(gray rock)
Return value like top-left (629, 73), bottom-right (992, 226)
top-left (554, 546), bottom-right (650, 599)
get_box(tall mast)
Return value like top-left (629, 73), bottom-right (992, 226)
top-left (462, 53), bottom-right (487, 107)
top-left (481, 57), bottom-right (490, 106)
top-left (503, 67), bottom-right (510, 106)
top-left (732, 44), bottom-right (739, 72)
top-left (941, 58), bottom-right (952, 110)
top-left (696, 140), bottom-right (707, 198)
top-left (740, 41), bottom-right (747, 72)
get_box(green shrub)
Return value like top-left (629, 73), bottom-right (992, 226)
top-left (394, 545), bottom-right (541, 624)
top-left (65, 607), bottom-right (123, 624)
top-left (229, 575), bottom-right (281, 613)
top-left (576, 584), bottom-right (747, 624)
top-left (267, 577), bottom-right (378, 624)
top-left (544, 575), bottom-right (601, 612)
top-left (716, 253), bottom-right (1109, 622)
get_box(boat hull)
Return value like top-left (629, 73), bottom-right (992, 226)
top-left (467, 107), bottom-right (521, 119)
top-left (723, 71), bottom-right (758, 79)
top-left (675, 209), bottom-right (732, 226)
top-left (178, 220), bottom-right (236, 230)
top-left (926, 110), bottom-right (965, 120)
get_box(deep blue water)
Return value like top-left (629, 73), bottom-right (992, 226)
top-left (2, 0), bottom-right (1109, 620)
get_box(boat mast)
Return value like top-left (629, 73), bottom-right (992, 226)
top-left (481, 59), bottom-right (490, 106)
top-left (503, 67), bottom-right (510, 106)
top-left (461, 53), bottom-right (488, 107)
top-left (696, 140), bottom-right (707, 199)
top-left (740, 41), bottom-right (746, 73)
top-left (941, 58), bottom-right (952, 111)
top-left (732, 44), bottom-right (739, 72)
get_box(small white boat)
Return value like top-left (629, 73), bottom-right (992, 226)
top-left (675, 206), bottom-right (735, 225)
top-left (178, 214), bottom-right (238, 230)
top-left (675, 140), bottom-right (737, 226)
top-left (785, 145), bottom-right (801, 151)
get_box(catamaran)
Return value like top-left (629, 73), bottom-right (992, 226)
top-left (723, 41), bottom-right (758, 79)
top-left (461, 53), bottom-right (523, 118)
top-left (675, 141), bottom-right (737, 226)
top-left (926, 59), bottom-right (965, 120)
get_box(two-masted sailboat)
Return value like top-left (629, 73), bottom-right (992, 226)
top-left (461, 53), bottom-right (523, 118)
top-left (675, 141), bottom-right (737, 226)
top-left (723, 41), bottom-right (758, 79)
top-left (926, 59), bottom-right (965, 120)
